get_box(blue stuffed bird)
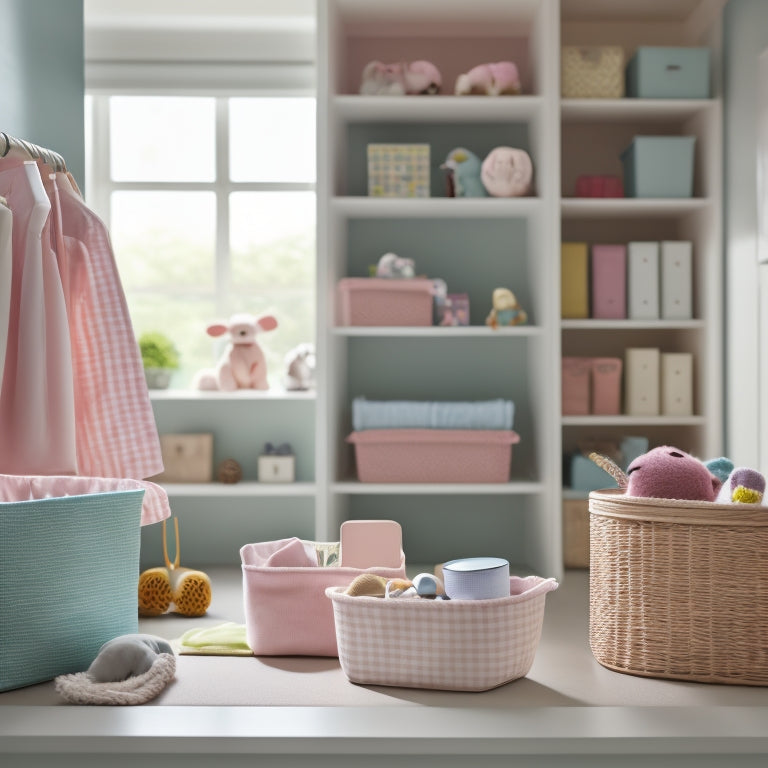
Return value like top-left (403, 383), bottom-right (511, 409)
top-left (441, 147), bottom-right (488, 197)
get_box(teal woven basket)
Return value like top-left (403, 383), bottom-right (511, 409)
top-left (0, 488), bottom-right (144, 691)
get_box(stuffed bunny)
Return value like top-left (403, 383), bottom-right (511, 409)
top-left (455, 61), bottom-right (522, 96)
top-left (194, 312), bottom-right (278, 391)
top-left (360, 60), bottom-right (442, 95)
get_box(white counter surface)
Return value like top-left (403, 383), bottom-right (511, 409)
top-left (2, 569), bottom-right (768, 767)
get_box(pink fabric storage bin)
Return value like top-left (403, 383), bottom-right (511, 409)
top-left (240, 539), bottom-right (406, 656)
top-left (326, 576), bottom-right (559, 691)
top-left (574, 175), bottom-right (624, 198)
top-left (337, 278), bottom-right (434, 326)
top-left (347, 429), bottom-right (520, 483)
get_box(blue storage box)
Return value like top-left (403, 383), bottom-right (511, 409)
top-left (621, 136), bottom-right (696, 198)
top-left (626, 46), bottom-right (710, 99)
top-left (0, 482), bottom-right (145, 691)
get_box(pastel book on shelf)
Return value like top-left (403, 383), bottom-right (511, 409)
top-left (660, 241), bottom-right (693, 320)
top-left (591, 244), bottom-right (626, 319)
top-left (624, 347), bottom-right (660, 416)
top-left (561, 357), bottom-right (591, 415)
top-left (627, 241), bottom-right (660, 320)
top-left (591, 357), bottom-right (622, 415)
top-left (661, 352), bottom-right (694, 416)
top-left (561, 242), bottom-right (589, 319)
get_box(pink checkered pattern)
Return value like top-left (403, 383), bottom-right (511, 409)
top-left (327, 575), bottom-right (558, 691)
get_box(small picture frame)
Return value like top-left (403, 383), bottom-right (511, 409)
top-left (437, 293), bottom-right (470, 326)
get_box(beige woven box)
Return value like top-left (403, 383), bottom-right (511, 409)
top-left (154, 433), bottom-right (213, 483)
top-left (562, 46), bottom-right (625, 98)
top-left (589, 489), bottom-right (768, 686)
top-left (562, 498), bottom-right (590, 568)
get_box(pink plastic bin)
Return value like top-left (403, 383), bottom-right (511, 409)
top-left (347, 429), bottom-right (520, 483)
top-left (337, 278), bottom-right (434, 326)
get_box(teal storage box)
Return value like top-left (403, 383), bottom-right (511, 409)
top-left (626, 46), bottom-right (710, 99)
top-left (0, 482), bottom-right (144, 691)
top-left (621, 136), bottom-right (696, 198)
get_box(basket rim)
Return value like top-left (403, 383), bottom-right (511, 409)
top-left (589, 487), bottom-right (768, 526)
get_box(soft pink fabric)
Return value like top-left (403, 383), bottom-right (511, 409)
top-left (262, 538), bottom-right (318, 568)
top-left (241, 541), bottom-right (406, 656)
top-left (55, 174), bottom-right (165, 491)
top-left (0, 162), bottom-right (77, 475)
top-left (626, 446), bottom-right (722, 501)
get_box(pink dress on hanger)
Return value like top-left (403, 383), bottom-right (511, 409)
top-left (54, 173), bottom-right (166, 498)
top-left (0, 196), bottom-right (11, 393)
top-left (0, 161), bottom-right (77, 476)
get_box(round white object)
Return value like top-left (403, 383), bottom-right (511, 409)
top-left (481, 147), bottom-right (533, 197)
top-left (442, 557), bottom-right (510, 600)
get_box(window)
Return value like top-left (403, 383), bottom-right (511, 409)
top-left (85, 93), bottom-right (316, 389)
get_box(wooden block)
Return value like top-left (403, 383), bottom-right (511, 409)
top-left (155, 433), bottom-right (213, 483)
top-left (563, 498), bottom-right (590, 569)
top-left (627, 241), bottom-right (659, 319)
top-left (625, 347), bottom-right (660, 415)
top-left (561, 242), bottom-right (589, 318)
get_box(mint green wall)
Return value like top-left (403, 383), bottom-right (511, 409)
top-left (0, 0), bottom-right (85, 187)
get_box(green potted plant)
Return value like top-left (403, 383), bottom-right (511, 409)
top-left (139, 331), bottom-right (180, 389)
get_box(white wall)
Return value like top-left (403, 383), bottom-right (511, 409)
top-left (723, 0), bottom-right (768, 473)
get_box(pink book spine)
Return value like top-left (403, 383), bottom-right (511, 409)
top-left (591, 244), bottom-right (627, 319)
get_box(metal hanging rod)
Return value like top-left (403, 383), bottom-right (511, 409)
top-left (0, 132), bottom-right (67, 173)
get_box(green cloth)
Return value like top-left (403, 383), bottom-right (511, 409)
top-left (177, 622), bottom-right (252, 656)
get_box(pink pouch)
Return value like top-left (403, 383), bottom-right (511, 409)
top-left (240, 538), bottom-right (406, 656)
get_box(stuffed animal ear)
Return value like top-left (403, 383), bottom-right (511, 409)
top-left (206, 323), bottom-right (228, 338)
top-left (257, 315), bottom-right (278, 332)
top-left (711, 475), bottom-right (723, 496)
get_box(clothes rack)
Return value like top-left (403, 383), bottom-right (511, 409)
top-left (0, 131), bottom-right (67, 173)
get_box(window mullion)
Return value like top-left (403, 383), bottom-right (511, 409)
top-left (215, 97), bottom-right (231, 315)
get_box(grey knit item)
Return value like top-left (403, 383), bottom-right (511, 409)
top-left (54, 653), bottom-right (175, 705)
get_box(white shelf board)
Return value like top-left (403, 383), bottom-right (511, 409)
top-left (560, 198), bottom-right (711, 218)
top-left (561, 319), bottom-right (705, 330)
top-left (331, 196), bottom-right (541, 219)
top-left (149, 389), bottom-right (316, 402)
top-left (160, 482), bottom-right (317, 497)
top-left (561, 415), bottom-right (706, 427)
top-left (335, 94), bottom-right (543, 122)
top-left (332, 480), bottom-right (544, 495)
top-left (334, 325), bottom-right (542, 337)
top-left (560, 98), bottom-right (716, 123)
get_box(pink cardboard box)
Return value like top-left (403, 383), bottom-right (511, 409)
top-left (591, 244), bottom-right (627, 319)
top-left (562, 357), bottom-right (591, 415)
top-left (337, 278), bottom-right (434, 326)
top-left (591, 357), bottom-right (623, 415)
top-left (347, 429), bottom-right (520, 483)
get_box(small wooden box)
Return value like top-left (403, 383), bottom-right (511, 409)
top-left (258, 455), bottom-right (295, 483)
top-left (563, 498), bottom-right (590, 569)
top-left (155, 433), bottom-right (213, 483)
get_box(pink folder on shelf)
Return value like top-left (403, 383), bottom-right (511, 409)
top-left (591, 244), bottom-right (626, 319)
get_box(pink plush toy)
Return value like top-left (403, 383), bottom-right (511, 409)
top-left (625, 446), bottom-right (722, 501)
top-left (455, 61), bottom-right (522, 96)
top-left (194, 313), bottom-right (277, 391)
top-left (359, 60), bottom-right (442, 95)
top-left (481, 146), bottom-right (533, 197)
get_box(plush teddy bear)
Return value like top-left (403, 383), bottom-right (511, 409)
top-left (455, 61), bottom-right (522, 96)
top-left (359, 60), bottom-right (442, 95)
top-left (194, 312), bottom-right (277, 391)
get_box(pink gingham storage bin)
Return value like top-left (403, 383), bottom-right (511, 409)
top-left (347, 429), bottom-right (520, 483)
top-left (240, 540), bottom-right (406, 656)
top-left (326, 576), bottom-right (558, 691)
top-left (337, 278), bottom-right (434, 326)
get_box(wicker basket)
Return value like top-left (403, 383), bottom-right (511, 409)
top-left (589, 489), bottom-right (768, 686)
top-left (561, 46), bottom-right (625, 98)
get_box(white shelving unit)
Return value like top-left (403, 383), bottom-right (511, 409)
top-left (315, 0), bottom-right (723, 579)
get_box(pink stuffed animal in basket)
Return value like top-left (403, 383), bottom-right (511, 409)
top-left (360, 60), bottom-right (442, 95)
top-left (455, 61), bottom-right (522, 96)
top-left (194, 313), bottom-right (277, 391)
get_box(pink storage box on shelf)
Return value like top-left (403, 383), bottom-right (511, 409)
top-left (347, 429), bottom-right (520, 483)
top-left (337, 278), bottom-right (434, 326)
top-left (574, 175), bottom-right (624, 198)
top-left (326, 575), bottom-right (558, 691)
top-left (240, 537), bottom-right (406, 656)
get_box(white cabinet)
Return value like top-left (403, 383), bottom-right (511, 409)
top-left (316, 0), bottom-right (723, 578)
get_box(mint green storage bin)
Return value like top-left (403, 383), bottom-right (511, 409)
top-left (0, 487), bottom-right (144, 691)
top-left (626, 47), bottom-right (710, 99)
top-left (621, 136), bottom-right (696, 198)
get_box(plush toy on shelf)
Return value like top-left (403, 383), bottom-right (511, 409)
top-left (376, 252), bottom-right (416, 278)
top-left (485, 287), bottom-right (527, 329)
top-left (441, 148), bottom-right (487, 198)
top-left (359, 60), bottom-right (442, 95)
top-left (455, 61), bottom-right (522, 96)
top-left (193, 312), bottom-right (278, 391)
top-left (481, 146), bottom-right (533, 197)
top-left (283, 342), bottom-right (316, 391)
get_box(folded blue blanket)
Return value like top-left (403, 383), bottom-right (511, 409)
top-left (352, 397), bottom-right (515, 431)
